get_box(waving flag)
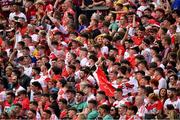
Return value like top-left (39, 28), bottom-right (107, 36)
top-left (93, 67), bottom-right (115, 97)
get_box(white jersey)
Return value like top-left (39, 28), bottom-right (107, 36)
top-left (164, 98), bottom-right (180, 112)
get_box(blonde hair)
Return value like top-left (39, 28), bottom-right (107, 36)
top-left (148, 93), bottom-right (159, 101)
top-left (77, 113), bottom-right (86, 120)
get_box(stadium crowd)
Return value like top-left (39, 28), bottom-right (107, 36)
top-left (0, 0), bottom-right (180, 119)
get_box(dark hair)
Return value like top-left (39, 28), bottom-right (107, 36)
top-left (50, 93), bottom-right (58, 100)
top-left (128, 105), bottom-right (138, 114)
top-left (6, 92), bottom-right (15, 98)
top-left (29, 109), bottom-right (36, 115)
top-left (32, 67), bottom-right (41, 74)
top-left (99, 104), bottom-right (110, 113)
top-left (79, 14), bottom-right (87, 25)
top-left (144, 86), bottom-right (154, 97)
top-left (88, 100), bottom-right (98, 106)
top-left (30, 101), bottom-right (38, 106)
top-left (118, 66), bottom-right (127, 75)
top-left (45, 62), bottom-right (51, 70)
top-left (18, 90), bottom-right (27, 96)
top-left (52, 66), bottom-right (62, 75)
top-left (163, 35), bottom-right (171, 45)
top-left (155, 67), bottom-right (165, 77)
top-left (116, 88), bottom-right (123, 92)
top-left (59, 98), bottom-right (67, 105)
top-left (31, 81), bottom-right (42, 90)
top-left (18, 41), bottom-right (25, 48)
top-left (43, 110), bottom-right (52, 115)
top-left (97, 91), bottom-right (106, 96)
top-left (14, 103), bottom-right (22, 108)
top-left (89, 55), bottom-right (98, 62)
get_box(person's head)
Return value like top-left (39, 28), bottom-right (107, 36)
top-left (31, 67), bottom-right (41, 77)
top-left (114, 88), bottom-right (123, 100)
top-left (56, 78), bottom-right (67, 88)
top-left (135, 70), bottom-right (145, 81)
top-left (42, 110), bottom-right (52, 119)
top-left (83, 84), bottom-right (93, 94)
top-left (150, 46), bottom-right (159, 56)
top-left (66, 89), bottom-right (76, 101)
top-left (154, 67), bottom-right (165, 78)
top-left (79, 47), bottom-right (88, 58)
top-left (148, 62), bottom-right (157, 76)
top-left (150, 79), bottom-right (159, 88)
top-left (67, 64), bottom-right (76, 75)
top-left (159, 88), bottom-right (167, 99)
top-left (137, 86), bottom-right (146, 96)
top-left (88, 55), bottom-right (98, 67)
top-left (52, 66), bottom-right (62, 76)
top-left (58, 98), bottom-right (67, 109)
top-left (29, 101), bottom-right (38, 110)
top-left (140, 76), bottom-right (151, 86)
top-left (27, 109), bottom-right (36, 119)
top-left (11, 69), bottom-right (21, 84)
top-left (155, 8), bottom-right (165, 19)
top-left (148, 93), bottom-right (159, 103)
top-left (144, 8), bottom-right (152, 17)
top-left (41, 94), bottom-right (50, 104)
top-left (13, 3), bottom-right (20, 12)
top-left (135, 96), bottom-right (144, 107)
top-left (5, 65), bottom-right (13, 77)
top-left (68, 107), bottom-right (77, 119)
top-left (18, 90), bottom-right (27, 100)
top-left (127, 105), bottom-right (138, 116)
top-left (77, 113), bottom-right (86, 120)
top-left (88, 99), bottom-right (97, 109)
top-left (96, 91), bottom-right (106, 102)
top-left (137, 26), bottom-right (145, 37)
top-left (167, 88), bottom-right (177, 99)
top-left (31, 82), bottom-right (42, 92)
top-left (75, 91), bottom-right (84, 103)
top-left (168, 74), bottom-right (178, 87)
top-left (78, 14), bottom-right (87, 25)
top-left (98, 104), bottom-right (110, 116)
top-left (118, 104), bottom-right (127, 115)
top-left (161, 35), bottom-right (171, 47)
top-left (66, 52), bottom-right (77, 63)
top-left (110, 106), bottom-right (118, 117)
top-left (13, 103), bottom-right (22, 113)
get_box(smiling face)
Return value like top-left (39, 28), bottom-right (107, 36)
top-left (160, 88), bottom-right (167, 97)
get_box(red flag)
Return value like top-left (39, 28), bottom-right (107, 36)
top-left (93, 67), bottom-right (115, 97)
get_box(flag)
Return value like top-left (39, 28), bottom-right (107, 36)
top-left (93, 66), bottom-right (115, 97)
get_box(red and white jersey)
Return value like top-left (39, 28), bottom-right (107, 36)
top-left (119, 115), bottom-right (141, 120)
top-left (164, 98), bottom-right (180, 112)
top-left (136, 104), bottom-right (148, 118)
top-left (30, 76), bottom-right (47, 88)
top-left (58, 88), bottom-right (67, 101)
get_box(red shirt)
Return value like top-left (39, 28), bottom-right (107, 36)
top-left (132, 36), bottom-right (144, 45)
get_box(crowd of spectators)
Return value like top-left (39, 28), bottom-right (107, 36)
top-left (0, 0), bottom-right (180, 119)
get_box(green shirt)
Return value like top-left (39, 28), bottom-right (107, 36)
top-left (103, 114), bottom-right (114, 120)
top-left (87, 110), bottom-right (99, 120)
top-left (73, 102), bottom-right (87, 112)
top-left (109, 22), bottom-right (118, 31)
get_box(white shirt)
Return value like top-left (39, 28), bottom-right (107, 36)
top-left (164, 98), bottom-right (180, 112)
top-left (24, 66), bottom-right (32, 77)
top-left (158, 77), bottom-right (167, 90)
top-left (137, 5), bottom-right (149, 17)
top-left (80, 57), bottom-right (88, 67)
top-left (87, 94), bottom-right (96, 102)
top-left (30, 76), bottom-right (46, 88)
top-left (101, 46), bottom-right (109, 55)
top-left (9, 12), bottom-right (27, 21)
